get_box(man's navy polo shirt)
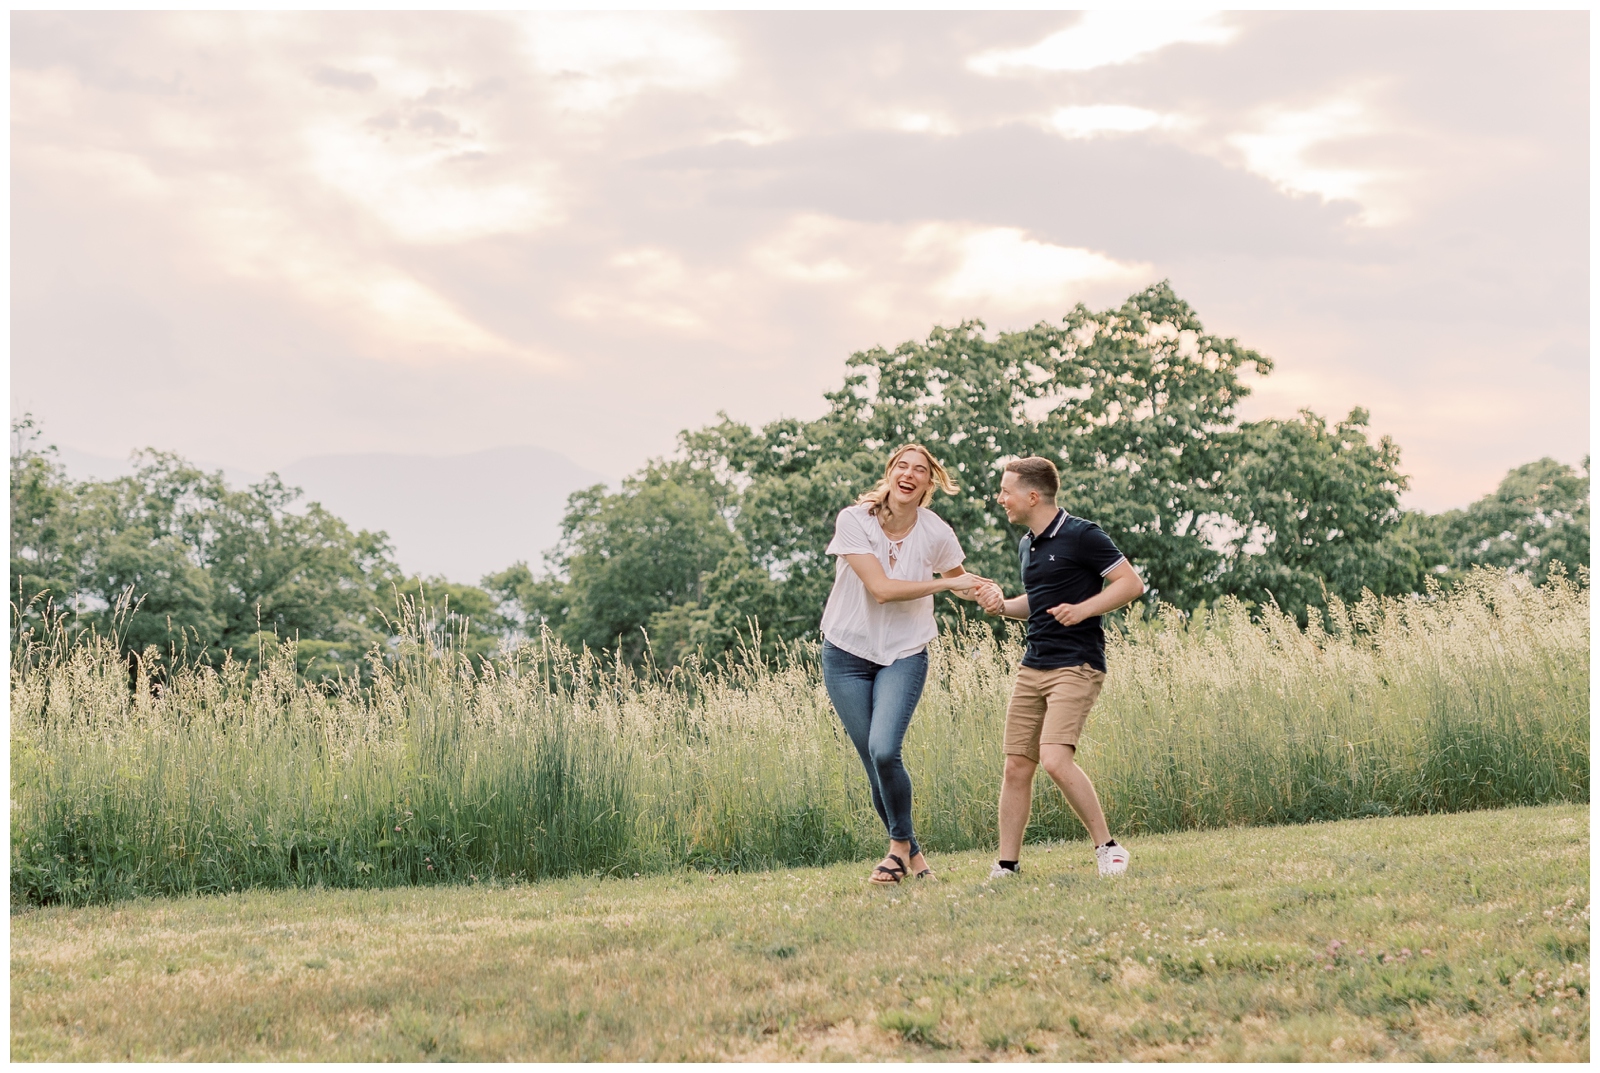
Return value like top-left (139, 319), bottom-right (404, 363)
top-left (1018, 509), bottom-right (1128, 673)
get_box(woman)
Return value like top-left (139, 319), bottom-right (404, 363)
top-left (820, 443), bottom-right (981, 884)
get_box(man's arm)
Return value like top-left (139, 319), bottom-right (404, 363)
top-left (1045, 559), bottom-right (1145, 627)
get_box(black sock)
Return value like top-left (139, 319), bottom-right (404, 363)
top-left (998, 860), bottom-right (1019, 872)
top-left (1098, 840), bottom-right (1118, 849)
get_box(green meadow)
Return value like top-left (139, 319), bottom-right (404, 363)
top-left (10, 805), bottom-right (1588, 1061)
top-left (11, 568), bottom-right (1588, 906)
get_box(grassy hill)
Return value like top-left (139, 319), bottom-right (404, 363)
top-left (11, 803), bottom-right (1588, 1061)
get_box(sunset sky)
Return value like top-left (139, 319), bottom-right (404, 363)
top-left (11, 10), bottom-right (1589, 513)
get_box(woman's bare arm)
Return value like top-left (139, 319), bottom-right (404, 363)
top-left (842, 554), bottom-right (980, 605)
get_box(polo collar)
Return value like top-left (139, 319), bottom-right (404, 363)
top-left (1043, 508), bottom-right (1068, 539)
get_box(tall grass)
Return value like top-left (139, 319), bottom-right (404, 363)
top-left (11, 568), bottom-right (1588, 906)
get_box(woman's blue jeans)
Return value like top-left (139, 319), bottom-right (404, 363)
top-left (821, 639), bottom-right (929, 858)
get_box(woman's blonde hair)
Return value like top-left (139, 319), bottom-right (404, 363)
top-left (857, 443), bottom-right (959, 515)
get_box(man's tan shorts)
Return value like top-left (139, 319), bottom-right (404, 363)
top-left (1003, 664), bottom-right (1106, 761)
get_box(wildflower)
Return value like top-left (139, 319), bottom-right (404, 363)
top-left (1420, 948), bottom-right (1432, 956)
top-left (394, 826), bottom-right (402, 832)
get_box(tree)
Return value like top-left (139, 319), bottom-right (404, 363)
top-left (1212, 408), bottom-right (1414, 622)
top-left (482, 561), bottom-right (570, 638)
top-left (10, 416), bottom-right (83, 641)
top-left (1405, 457), bottom-right (1590, 586)
top-left (1030, 282), bottom-right (1273, 608)
top-left (533, 281), bottom-right (1433, 665)
top-left (692, 282), bottom-right (1277, 619)
top-left (548, 479), bottom-right (741, 664)
top-left (8, 420), bottom-right (404, 677)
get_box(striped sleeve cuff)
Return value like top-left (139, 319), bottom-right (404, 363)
top-left (1099, 556), bottom-right (1128, 577)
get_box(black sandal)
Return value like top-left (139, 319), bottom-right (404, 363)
top-left (871, 853), bottom-right (908, 884)
top-left (915, 865), bottom-right (935, 879)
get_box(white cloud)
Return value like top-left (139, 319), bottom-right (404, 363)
top-left (888, 111), bottom-right (960, 135)
top-left (969, 11), bottom-right (1237, 76)
top-left (306, 123), bottom-right (557, 244)
top-left (564, 247), bottom-right (741, 334)
top-left (197, 189), bottom-right (560, 368)
top-left (752, 214), bottom-right (862, 284)
top-left (917, 226), bottom-right (1151, 309)
top-left (1228, 97), bottom-right (1393, 219)
top-left (13, 34), bottom-right (561, 371)
top-left (515, 12), bottom-right (735, 112)
top-left (1049, 104), bottom-right (1171, 139)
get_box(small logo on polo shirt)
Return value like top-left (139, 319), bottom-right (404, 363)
top-left (1048, 554), bottom-right (1057, 561)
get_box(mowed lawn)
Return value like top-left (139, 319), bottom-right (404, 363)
top-left (11, 804), bottom-right (1588, 1062)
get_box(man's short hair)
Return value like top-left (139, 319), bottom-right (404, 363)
top-left (1005, 456), bottom-right (1060, 499)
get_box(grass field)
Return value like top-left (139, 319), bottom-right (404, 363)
top-left (11, 569), bottom-right (1588, 905)
top-left (11, 803), bottom-right (1588, 1061)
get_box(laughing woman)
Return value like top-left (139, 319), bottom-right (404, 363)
top-left (821, 443), bottom-right (981, 884)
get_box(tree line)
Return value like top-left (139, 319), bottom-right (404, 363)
top-left (11, 283), bottom-right (1588, 679)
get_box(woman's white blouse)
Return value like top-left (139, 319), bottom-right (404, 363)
top-left (820, 504), bottom-right (966, 666)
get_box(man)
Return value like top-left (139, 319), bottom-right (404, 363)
top-left (973, 456), bottom-right (1145, 878)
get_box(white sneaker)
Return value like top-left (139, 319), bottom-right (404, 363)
top-left (989, 862), bottom-right (1021, 880)
top-left (1095, 840), bottom-right (1129, 876)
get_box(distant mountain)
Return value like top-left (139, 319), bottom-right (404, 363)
top-left (281, 446), bottom-right (606, 584)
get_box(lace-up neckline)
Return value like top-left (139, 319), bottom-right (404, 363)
top-left (879, 512), bottom-right (916, 568)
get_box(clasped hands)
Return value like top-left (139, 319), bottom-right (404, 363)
top-left (954, 573), bottom-right (1085, 626)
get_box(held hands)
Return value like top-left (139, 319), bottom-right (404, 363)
top-left (964, 583), bottom-right (1083, 622)
top-left (943, 572), bottom-right (983, 597)
top-left (974, 581), bottom-right (1006, 615)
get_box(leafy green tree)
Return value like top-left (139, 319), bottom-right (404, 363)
top-left (686, 282), bottom-right (1276, 621)
top-left (1212, 408), bottom-right (1415, 622)
top-left (9, 421), bottom-right (403, 677)
top-left (1031, 283), bottom-right (1273, 607)
top-left (532, 281), bottom-right (1436, 664)
top-left (10, 416), bottom-right (83, 640)
top-left (1405, 457), bottom-right (1589, 586)
top-left (550, 479), bottom-right (741, 664)
top-left (482, 561), bottom-right (570, 638)
top-left (200, 465), bottom-right (402, 657)
top-left (75, 452), bottom-right (401, 667)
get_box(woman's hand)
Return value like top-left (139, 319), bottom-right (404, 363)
top-left (943, 571), bottom-right (982, 597)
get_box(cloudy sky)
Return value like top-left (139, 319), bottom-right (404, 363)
top-left (11, 11), bottom-right (1589, 513)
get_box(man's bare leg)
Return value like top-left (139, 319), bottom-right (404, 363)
top-left (998, 753), bottom-right (1038, 861)
top-left (1039, 743), bottom-right (1111, 846)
